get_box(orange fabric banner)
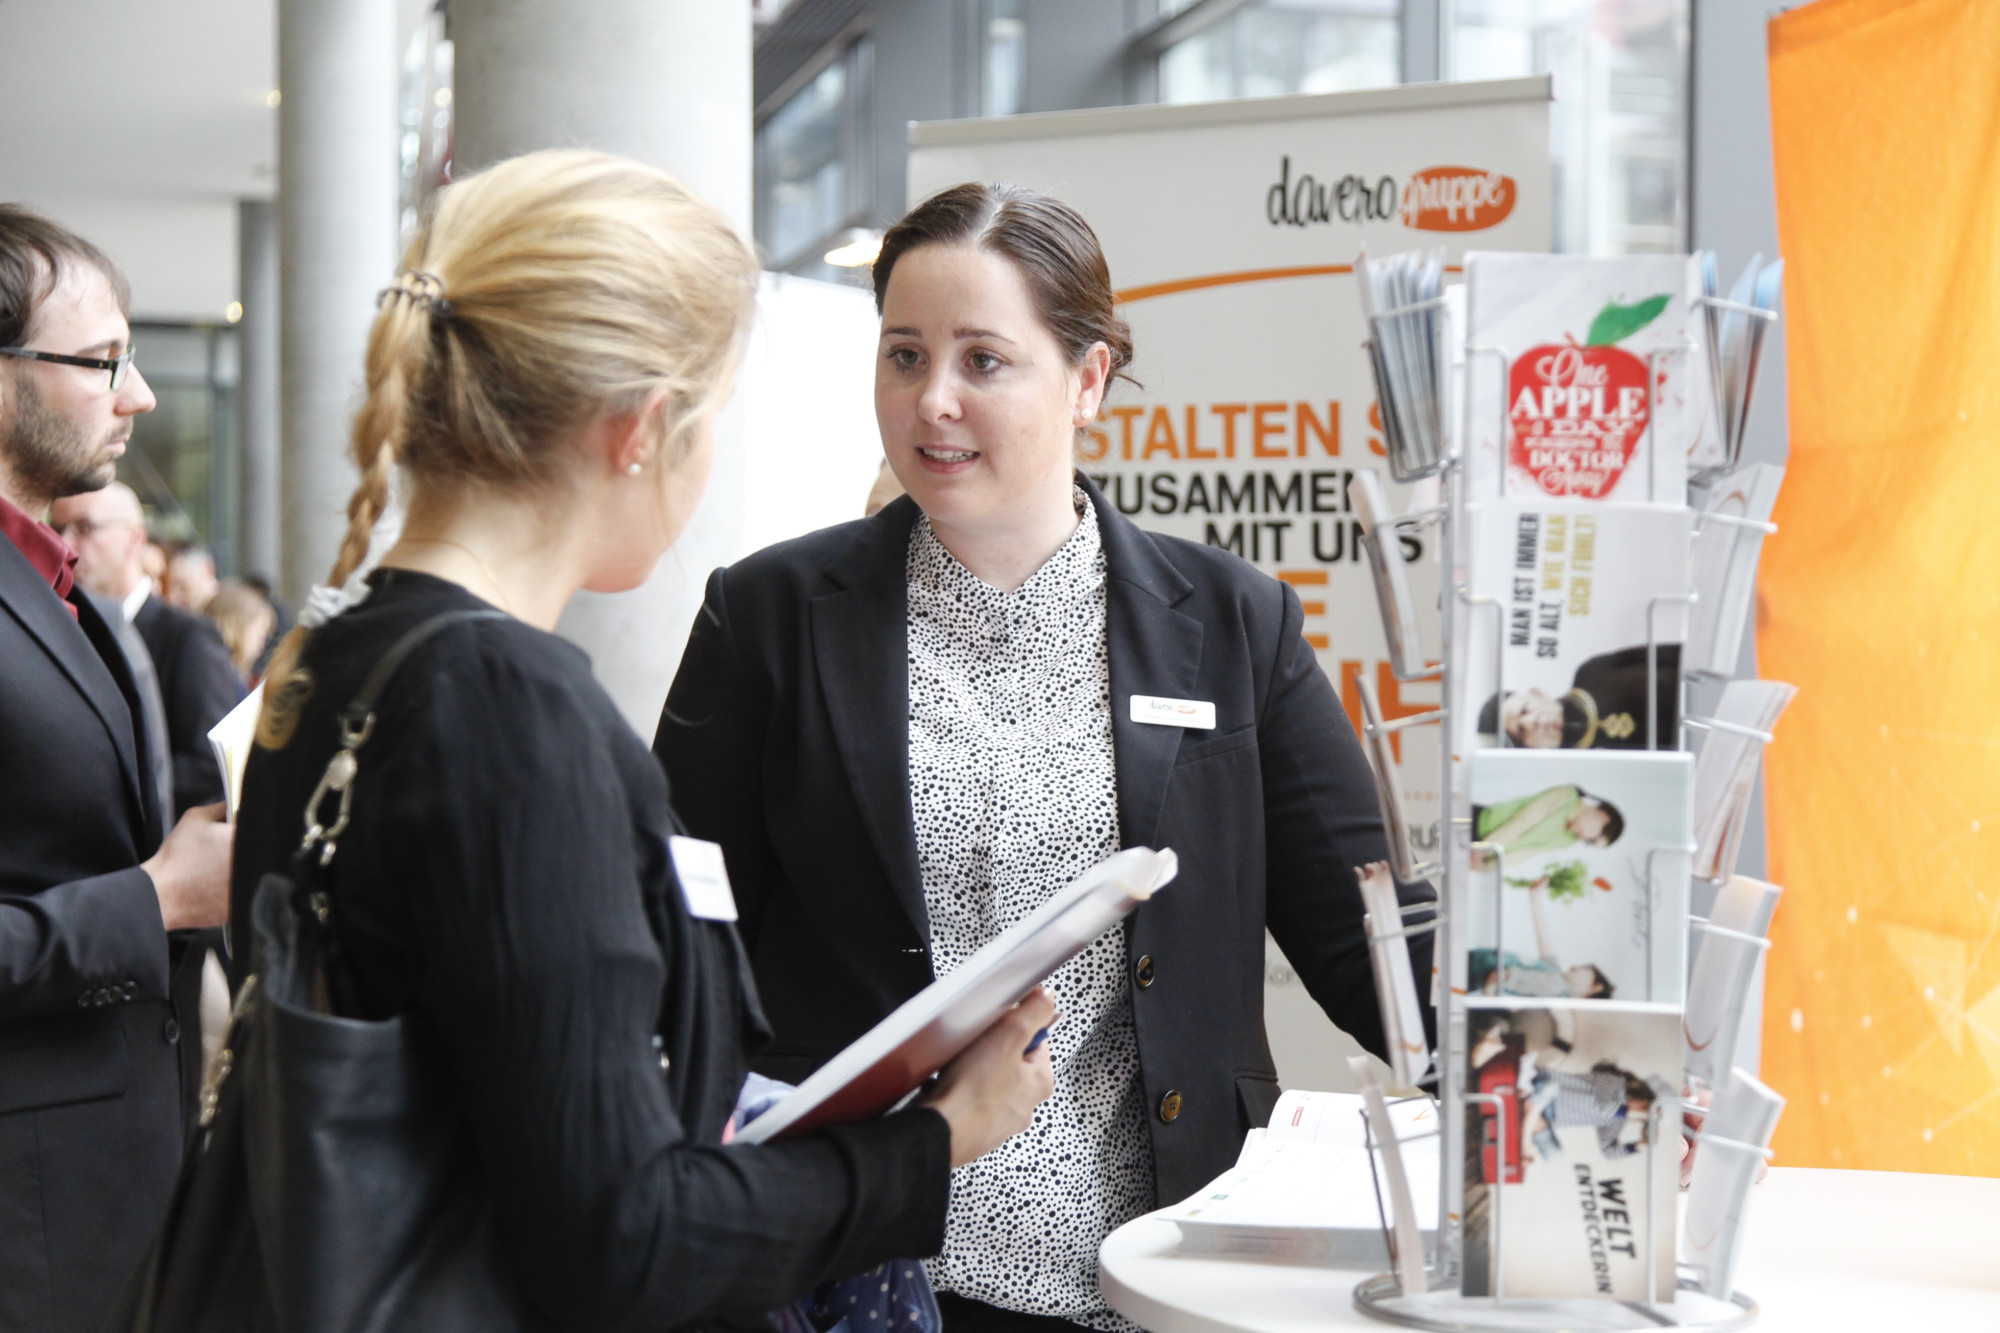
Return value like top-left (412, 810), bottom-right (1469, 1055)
top-left (1762, 0), bottom-right (2000, 1174)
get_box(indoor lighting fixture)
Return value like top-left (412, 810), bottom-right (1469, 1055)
top-left (824, 228), bottom-right (884, 268)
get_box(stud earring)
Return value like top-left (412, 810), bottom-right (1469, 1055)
top-left (627, 461), bottom-right (643, 476)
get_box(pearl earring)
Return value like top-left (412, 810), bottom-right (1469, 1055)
top-left (627, 462), bottom-right (643, 476)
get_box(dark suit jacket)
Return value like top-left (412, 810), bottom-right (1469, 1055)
top-left (132, 593), bottom-right (242, 817)
top-left (656, 475), bottom-right (1436, 1207)
top-left (0, 540), bottom-right (207, 1333)
top-left (86, 590), bottom-right (175, 823)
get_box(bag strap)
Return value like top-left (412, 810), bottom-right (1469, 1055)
top-left (299, 607), bottom-right (508, 870)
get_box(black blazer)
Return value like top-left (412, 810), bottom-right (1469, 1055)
top-left (132, 592), bottom-right (242, 817)
top-left (656, 475), bottom-right (1436, 1207)
top-left (0, 539), bottom-right (207, 1333)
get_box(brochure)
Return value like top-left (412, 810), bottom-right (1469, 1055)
top-left (1356, 859), bottom-right (1433, 1087)
top-left (1691, 680), bottom-right (1798, 882)
top-left (1351, 1057), bottom-right (1430, 1295)
top-left (206, 682), bottom-right (264, 821)
top-left (1459, 501), bottom-right (1691, 757)
top-left (1466, 750), bottom-right (1691, 1007)
top-left (1462, 999), bottom-right (1680, 1300)
top-left (1682, 1066), bottom-right (1784, 1298)
top-left (1684, 876), bottom-right (1783, 1094)
top-left (1693, 253), bottom-right (1785, 478)
top-left (734, 847), bottom-right (1176, 1143)
top-left (1161, 1089), bottom-right (1438, 1267)
top-left (1464, 253), bottom-right (1718, 505)
top-left (1356, 673), bottom-right (1423, 883)
top-left (1353, 468), bottom-right (1429, 681)
top-left (1687, 463), bottom-right (1785, 677)
top-left (1356, 245), bottom-right (1450, 481)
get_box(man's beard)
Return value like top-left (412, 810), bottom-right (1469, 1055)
top-left (1, 373), bottom-right (120, 504)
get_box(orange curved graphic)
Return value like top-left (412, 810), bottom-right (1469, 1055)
top-left (1116, 263), bottom-right (1461, 305)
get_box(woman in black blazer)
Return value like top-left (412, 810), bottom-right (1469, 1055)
top-left (655, 183), bottom-right (1435, 1333)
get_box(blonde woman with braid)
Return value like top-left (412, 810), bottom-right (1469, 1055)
top-left (219, 151), bottom-right (1053, 1330)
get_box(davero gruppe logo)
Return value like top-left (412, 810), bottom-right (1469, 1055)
top-left (1262, 158), bottom-right (1517, 233)
top-left (1399, 166), bottom-right (1516, 232)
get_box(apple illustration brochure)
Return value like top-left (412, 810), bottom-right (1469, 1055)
top-left (1464, 253), bottom-right (1719, 505)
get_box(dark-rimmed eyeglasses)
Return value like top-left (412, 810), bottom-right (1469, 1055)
top-left (0, 346), bottom-right (138, 390)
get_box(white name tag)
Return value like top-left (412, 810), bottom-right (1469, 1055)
top-left (1130, 695), bottom-right (1217, 730)
top-left (669, 836), bottom-right (738, 922)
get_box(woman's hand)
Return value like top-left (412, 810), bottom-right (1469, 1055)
top-left (921, 986), bottom-right (1058, 1168)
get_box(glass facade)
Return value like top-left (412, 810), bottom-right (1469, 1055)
top-left (755, 41), bottom-right (871, 274)
top-left (1452, 0), bottom-right (1689, 254)
top-left (981, 0), bottom-right (1028, 118)
top-left (1159, 0), bottom-right (1400, 105)
top-left (123, 323), bottom-right (239, 570)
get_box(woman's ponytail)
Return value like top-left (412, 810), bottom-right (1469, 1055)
top-left (253, 274), bottom-right (440, 750)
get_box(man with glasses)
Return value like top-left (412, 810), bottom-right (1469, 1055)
top-left (0, 204), bottom-right (231, 1333)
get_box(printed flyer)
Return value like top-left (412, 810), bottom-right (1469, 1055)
top-left (1464, 253), bottom-right (1719, 506)
top-left (1686, 462), bottom-right (1785, 678)
top-left (1465, 750), bottom-right (1691, 1007)
top-left (1457, 500), bottom-right (1691, 760)
top-left (1462, 999), bottom-right (1680, 1300)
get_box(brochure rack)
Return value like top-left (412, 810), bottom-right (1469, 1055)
top-left (1346, 257), bottom-right (1784, 1333)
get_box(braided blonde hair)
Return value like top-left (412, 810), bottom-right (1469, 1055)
top-left (256, 149), bottom-right (759, 749)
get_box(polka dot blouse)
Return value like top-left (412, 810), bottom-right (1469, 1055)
top-left (907, 493), bottom-right (1152, 1331)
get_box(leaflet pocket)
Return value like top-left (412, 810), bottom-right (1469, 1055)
top-left (1176, 725), bottom-right (1256, 768)
top-left (0, 1023), bottom-right (129, 1115)
top-left (1234, 1071), bottom-right (1282, 1134)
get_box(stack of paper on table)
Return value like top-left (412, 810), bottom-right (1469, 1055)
top-left (1159, 1089), bottom-right (1438, 1266)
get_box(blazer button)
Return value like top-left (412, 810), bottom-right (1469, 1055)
top-left (163, 1019), bottom-right (181, 1045)
top-left (1159, 1090), bottom-right (1183, 1123)
top-left (1135, 955), bottom-right (1156, 989)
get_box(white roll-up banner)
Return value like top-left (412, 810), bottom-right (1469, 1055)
top-left (910, 78), bottom-right (1551, 1084)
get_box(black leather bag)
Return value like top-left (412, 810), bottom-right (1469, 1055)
top-left (106, 609), bottom-right (547, 1333)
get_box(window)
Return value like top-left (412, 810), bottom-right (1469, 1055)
top-left (398, 4), bottom-right (453, 249)
top-left (754, 39), bottom-right (873, 276)
top-left (982, 0), bottom-right (1028, 118)
top-left (1159, 0), bottom-right (1400, 105)
top-left (123, 323), bottom-right (239, 570)
top-left (1452, 0), bottom-right (1689, 254)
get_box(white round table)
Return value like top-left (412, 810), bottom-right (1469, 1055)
top-left (1099, 1167), bottom-right (2000, 1332)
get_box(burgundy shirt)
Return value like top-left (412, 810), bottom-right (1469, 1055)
top-left (0, 493), bottom-right (80, 618)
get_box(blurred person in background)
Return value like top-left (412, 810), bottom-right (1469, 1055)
top-left (0, 203), bottom-right (231, 1333)
top-left (188, 149), bottom-right (1055, 1330)
top-left (201, 578), bottom-right (276, 686)
top-left (138, 532), bottom-right (164, 585)
top-left (52, 483), bottom-right (242, 816)
top-left (162, 539), bottom-right (218, 612)
top-left (240, 570), bottom-right (294, 677)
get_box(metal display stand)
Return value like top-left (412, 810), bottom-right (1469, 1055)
top-left (1346, 271), bottom-right (1779, 1333)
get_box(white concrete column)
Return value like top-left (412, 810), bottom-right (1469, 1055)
top-left (452, 0), bottom-right (753, 737)
top-left (236, 198), bottom-right (281, 584)
top-left (276, 0), bottom-right (401, 604)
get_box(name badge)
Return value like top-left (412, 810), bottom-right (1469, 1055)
top-left (1130, 695), bottom-right (1217, 730)
top-left (669, 836), bottom-right (738, 922)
